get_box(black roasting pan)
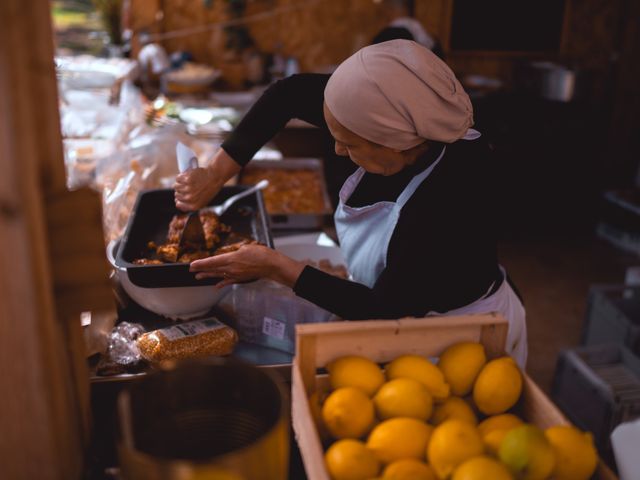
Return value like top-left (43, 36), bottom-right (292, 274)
top-left (115, 187), bottom-right (273, 288)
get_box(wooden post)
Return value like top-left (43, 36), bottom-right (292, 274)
top-left (0, 0), bottom-right (113, 478)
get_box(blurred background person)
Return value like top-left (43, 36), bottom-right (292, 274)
top-left (137, 31), bottom-right (170, 97)
top-left (373, 0), bottom-right (444, 58)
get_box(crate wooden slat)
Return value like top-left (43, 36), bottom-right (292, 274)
top-left (292, 314), bottom-right (617, 480)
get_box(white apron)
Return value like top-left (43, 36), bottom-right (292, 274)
top-left (334, 129), bottom-right (528, 367)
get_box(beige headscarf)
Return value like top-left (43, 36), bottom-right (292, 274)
top-left (324, 39), bottom-right (473, 150)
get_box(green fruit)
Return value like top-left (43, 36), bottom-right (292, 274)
top-left (498, 424), bottom-right (555, 480)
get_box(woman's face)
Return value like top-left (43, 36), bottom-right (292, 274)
top-left (324, 103), bottom-right (407, 176)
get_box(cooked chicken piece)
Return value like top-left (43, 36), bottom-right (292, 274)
top-left (156, 243), bottom-right (179, 263)
top-left (136, 211), bottom-right (245, 265)
top-left (200, 211), bottom-right (229, 249)
top-left (167, 211), bottom-right (228, 249)
top-left (214, 239), bottom-right (257, 255)
top-left (133, 258), bottom-right (164, 265)
top-left (167, 214), bottom-right (187, 243)
top-left (178, 250), bottom-right (211, 263)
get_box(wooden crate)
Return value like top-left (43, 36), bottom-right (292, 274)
top-left (291, 314), bottom-right (617, 480)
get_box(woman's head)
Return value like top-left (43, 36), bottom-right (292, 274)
top-left (324, 39), bottom-right (472, 171)
top-left (324, 102), bottom-right (427, 175)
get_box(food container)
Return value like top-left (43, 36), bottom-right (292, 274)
top-left (239, 158), bottom-right (333, 230)
top-left (116, 186), bottom-right (273, 288)
top-left (291, 314), bottom-right (618, 480)
top-left (117, 357), bottom-right (289, 480)
top-left (107, 239), bottom-right (230, 320)
top-left (514, 61), bottom-right (591, 103)
top-left (162, 63), bottom-right (221, 95)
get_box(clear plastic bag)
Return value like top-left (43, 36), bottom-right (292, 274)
top-left (61, 80), bottom-right (146, 191)
top-left (98, 124), bottom-right (219, 243)
top-left (218, 280), bottom-right (337, 354)
top-left (107, 321), bottom-right (146, 365)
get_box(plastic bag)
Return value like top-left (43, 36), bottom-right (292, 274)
top-left (98, 124), bottom-right (219, 243)
top-left (61, 80), bottom-right (146, 191)
top-left (107, 321), bottom-right (146, 364)
top-left (218, 280), bottom-right (336, 354)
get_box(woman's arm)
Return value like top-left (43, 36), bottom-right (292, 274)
top-left (221, 73), bottom-right (330, 166)
top-left (175, 73), bottom-right (330, 211)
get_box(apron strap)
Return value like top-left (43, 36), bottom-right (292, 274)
top-left (396, 146), bottom-right (447, 208)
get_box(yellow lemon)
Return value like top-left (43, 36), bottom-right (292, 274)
top-left (374, 378), bottom-right (434, 421)
top-left (478, 414), bottom-right (524, 454)
top-left (325, 439), bottom-right (381, 480)
top-left (452, 455), bottom-right (514, 480)
top-left (427, 419), bottom-right (485, 479)
top-left (386, 355), bottom-right (450, 402)
top-left (483, 429), bottom-right (513, 456)
top-left (188, 468), bottom-right (244, 480)
top-left (473, 356), bottom-right (522, 415)
top-left (382, 458), bottom-right (437, 479)
top-left (478, 413), bottom-right (524, 437)
top-left (322, 387), bottom-right (375, 439)
top-left (430, 396), bottom-right (477, 426)
top-left (366, 417), bottom-right (433, 464)
top-left (545, 425), bottom-right (598, 480)
top-left (438, 342), bottom-right (487, 396)
top-left (328, 355), bottom-right (385, 397)
top-left (499, 424), bottom-right (555, 480)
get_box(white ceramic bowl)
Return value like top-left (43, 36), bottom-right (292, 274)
top-left (107, 239), bottom-right (230, 320)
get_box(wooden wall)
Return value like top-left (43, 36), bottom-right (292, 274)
top-left (1, 0), bottom-right (113, 478)
top-left (131, 0), bottom-right (391, 71)
top-left (129, 0), bottom-right (638, 184)
top-left (129, 0), bottom-right (622, 79)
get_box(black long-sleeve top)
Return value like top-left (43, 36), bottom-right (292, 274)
top-left (221, 74), bottom-right (501, 320)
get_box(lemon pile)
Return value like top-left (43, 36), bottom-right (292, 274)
top-left (318, 342), bottom-right (598, 480)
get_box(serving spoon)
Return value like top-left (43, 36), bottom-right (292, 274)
top-left (177, 179), bottom-right (269, 254)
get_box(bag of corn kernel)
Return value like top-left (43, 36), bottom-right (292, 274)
top-left (137, 317), bottom-right (238, 363)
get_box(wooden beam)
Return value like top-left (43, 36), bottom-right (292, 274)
top-left (0, 0), bottom-right (113, 478)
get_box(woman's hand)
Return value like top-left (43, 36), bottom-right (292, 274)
top-left (189, 244), bottom-right (306, 289)
top-left (174, 167), bottom-right (219, 211)
top-left (174, 148), bottom-right (242, 211)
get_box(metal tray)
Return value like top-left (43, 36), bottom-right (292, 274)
top-left (239, 158), bottom-right (333, 230)
top-left (115, 186), bottom-right (273, 288)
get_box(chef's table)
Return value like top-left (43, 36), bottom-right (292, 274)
top-left (87, 228), bottom-right (337, 479)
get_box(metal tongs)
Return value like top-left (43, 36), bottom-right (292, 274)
top-left (175, 143), bottom-right (269, 253)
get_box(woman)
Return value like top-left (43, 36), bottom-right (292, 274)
top-left (174, 40), bottom-right (527, 366)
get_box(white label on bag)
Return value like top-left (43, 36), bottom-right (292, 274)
top-left (262, 317), bottom-right (285, 340)
top-left (160, 317), bottom-right (225, 341)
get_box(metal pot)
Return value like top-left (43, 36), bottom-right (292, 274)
top-left (117, 358), bottom-right (289, 480)
top-left (516, 61), bottom-right (587, 102)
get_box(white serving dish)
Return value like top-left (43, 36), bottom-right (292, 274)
top-left (107, 239), bottom-right (230, 320)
